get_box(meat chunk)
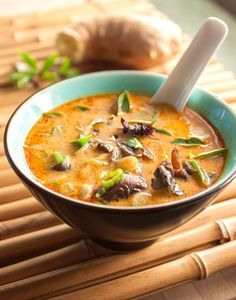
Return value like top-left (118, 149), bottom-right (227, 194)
top-left (182, 160), bottom-right (196, 175)
top-left (102, 174), bottom-right (147, 201)
top-left (152, 162), bottom-right (183, 196)
top-left (171, 147), bottom-right (189, 180)
top-left (121, 118), bottom-right (154, 136)
top-left (97, 142), bottom-right (114, 153)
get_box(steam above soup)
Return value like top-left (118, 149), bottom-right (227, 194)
top-left (24, 92), bottom-right (226, 206)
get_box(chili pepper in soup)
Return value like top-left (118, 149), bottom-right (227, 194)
top-left (24, 92), bottom-right (226, 206)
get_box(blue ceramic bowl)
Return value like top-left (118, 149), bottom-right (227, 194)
top-left (4, 71), bottom-right (236, 251)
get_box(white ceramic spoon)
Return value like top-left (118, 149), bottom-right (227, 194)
top-left (151, 17), bottom-right (228, 112)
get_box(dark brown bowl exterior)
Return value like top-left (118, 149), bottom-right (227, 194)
top-left (21, 176), bottom-right (220, 251)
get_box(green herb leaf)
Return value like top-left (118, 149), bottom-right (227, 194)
top-left (90, 118), bottom-right (105, 126)
top-left (41, 71), bottom-right (58, 82)
top-left (127, 137), bottom-right (143, 149)
top-left (171, 137), bottom-right (205, 146)
top-left (9, 71), bottom-right (34, 88)
top-left (117, 91), bottom-right (130, 114)
top-left (154, 127), bottom-right (173, 136)
top-left (190, 160), bottom-right (211, 186)
top-left (59, 57), bottom-right (71, 74)
top-left (53, 151), bottom-right (65, 164)
top-left (43, 112), bottom-right (64, 118)
top-left (72, 134), bottom-right (93, 151)
top-left (63, 68), bottom-right (79, 78)
top-left (41, 53), bottom-right (58, 73)
top-left (16, 75), bottom-right (32, 88)
top-left (20, 52), bottom-right (37, 70)
top-left (191, 148), bottom-right (227, 159)
top-left (76, 105), bottom-right (90, 112)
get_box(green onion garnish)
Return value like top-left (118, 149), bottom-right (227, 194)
top-left (154, 128), bottom-right (173, 136)
top-left (190, 148), bottom-right (227, 159)
top-left (190, 160), bottom-right (211, 186)
top-left (72, 134), bottom-right (93, 151)
top-left (76, 105), bottom-right (90, 111)
top-left (171, 137), bottom-right (205, 146)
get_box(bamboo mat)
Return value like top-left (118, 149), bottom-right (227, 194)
top-left (1, 0), bottom-right (236, 299)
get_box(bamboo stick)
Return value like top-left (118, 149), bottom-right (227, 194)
top-left (0, 168), bottom-right (20, 187)
top-left (0, 103), bottom-right (16, 126)
top-left (217, 90), bottom-right (236, 103)
top-left (0, 142), bottom-right (4, 155)
top-left (0, 183), bottom-right (31, 204)
top-left (200, 79), bottom-right (236, 94)
top-left (0, 196), bottom-right (44, 221)
top-left (0, 210), bottom-right (60, 239)
top-left (0, 126), bottom-right (5, 140)
top-left (214, 178), bottom-right (236, 203)
top-left (0, 241), bottom-right (98, 286)
top-left (51, 240), bottom-right (236, 300)
top-left (0, 90), bottom-right (34, 108)
top-left (0, 224), bottom-right (82, 262)
top-left (1, 216), bottom-right (235, 299)
top-left (198, 71), bottom-right (235, 84)
top-left (169, 198), bottom-right (236, 236)
top-left (0, 47), bottom-right (55, 68)
top-left (0, 41), bottom-right (54, 58)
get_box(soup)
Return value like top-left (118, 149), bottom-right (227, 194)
top-left (24, 92), bottom-right (226, 206)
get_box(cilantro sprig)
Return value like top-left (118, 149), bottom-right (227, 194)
top-left (10, 52), bottom-right (79, 88)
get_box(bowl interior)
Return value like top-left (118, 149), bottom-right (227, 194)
top-left (5, 71), bottom-right (236, 206)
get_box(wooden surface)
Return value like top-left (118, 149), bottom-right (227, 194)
top-left (1, 1), bottom-right (236, 299)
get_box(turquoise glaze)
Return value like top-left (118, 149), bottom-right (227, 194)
top-left (4, 71), bottom-right (236, 208)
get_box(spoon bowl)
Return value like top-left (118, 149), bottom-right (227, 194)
top-left (151, 17), bottom-right (228, 112)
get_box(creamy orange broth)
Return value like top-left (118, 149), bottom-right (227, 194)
top-left (24, 93), bottom-right (225, 206)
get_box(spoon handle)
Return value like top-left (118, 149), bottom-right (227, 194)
top-left (151, 17), bottom-right (228, 112)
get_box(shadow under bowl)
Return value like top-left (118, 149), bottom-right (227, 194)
top-left (4, 71), bottom-right (236, 251)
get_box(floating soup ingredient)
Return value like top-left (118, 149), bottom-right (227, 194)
top-left (24, 92), bottom-right (225, 206)
top-left (171, 137), bottom-right (205, 147)
top-left (190, 148), bottom-right (227, 159)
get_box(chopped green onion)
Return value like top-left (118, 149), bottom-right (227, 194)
top-left (101, 169), bottom-right (124, 189)
top-left (127, 137), bottom-right (143, 149)
top-left (76, 105), bottom-right (90, 112)
top-left (117, 91), bottom-right (130, 114)
top-left (171, 137), bottom-right (205, 146)
top-left (154, 127), bottom-right (173, 136)
top-left (72, 134), bottom-right (93, 151)
top-left (190, 160), bottom-right (211, 186)
top-left (191, 148), bottom-right (227, 159)
top-left (90, 118), bottom-right (105, 126)
top-left (96, 169), bottom-right (124, 198)
top-left (43, 112), bottom-right (63, 118)
top-left (53, 151), bottom-right (65, 164)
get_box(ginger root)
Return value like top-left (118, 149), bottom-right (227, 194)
top-left (56, 14), bottom-right (183, 69)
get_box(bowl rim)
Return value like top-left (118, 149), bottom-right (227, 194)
top-left (4, 70), bottom-right (236, 212)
